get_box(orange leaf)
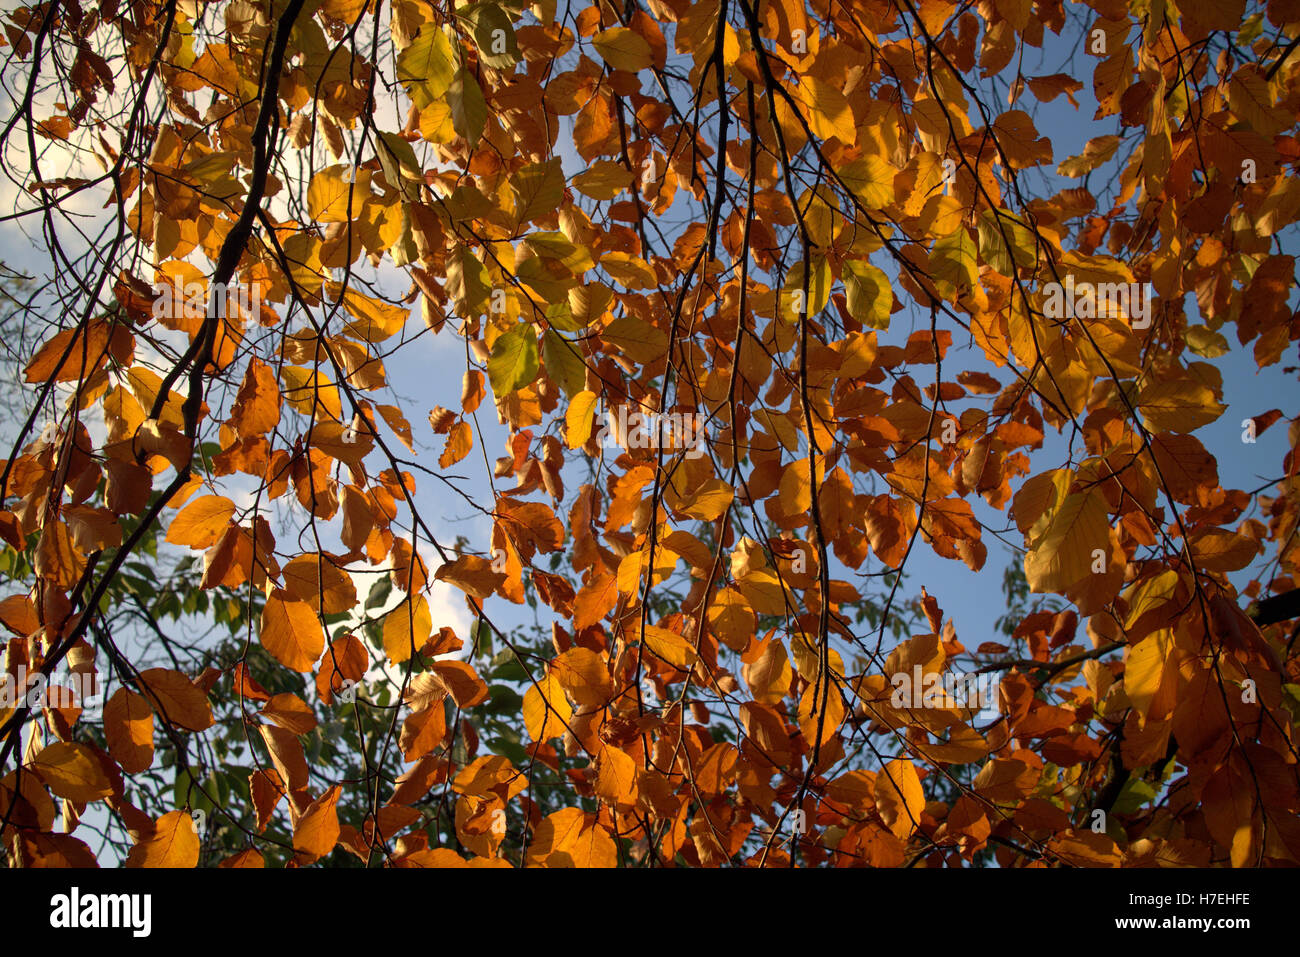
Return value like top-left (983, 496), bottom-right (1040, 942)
top-left (228, 357), bottom-right (281, 439)
top-left (875, 759), bottom-right (924, 839)
top-left (430, 660), bottom-right (489, 708)
top-left (434, 554), bottom-right (505, 600)
top-left (104, 688), bottom-right (154, 774)
top-left (126, 810), bottom-right (200, 867)
top-left (294, 785), bottom-right (342, 863)
top-left (165, 495), bottom-right (237, 549)
top-left (261, 692), bottom-right (318, 734)
top-left (30, 742), bottom-right (113, 803)
top-left (260, 588), bottom-right (325, 672)
top-left (136, 667), bottom-right (214, 731)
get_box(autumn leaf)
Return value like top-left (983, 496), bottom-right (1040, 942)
top-left (136, 668), bottom-right (214, 732)
top-left (294, 785), bottom-right (342, 864)
top-left (591, 27), bottom-right (653, 72)
top-left (104, 688), bottom-right (154, 774)
top-left (566, 390), bottom-right (599, 448)
top-left (397, 26), bottom-right (455, 108)
top-left (30, 742), bottom-right (113, 803)
top-left (448, 69), bottom-right (487, 148)
top-left (434, 554), bottom-right (506, 600)
top-left (125, 810), bottom-right (201, 868)
top-left (1023, 488), bottom-right (1109, 594)
top-left (260, 589), bottom-right (326, 673)
top-left (875, 759), bottom-right (924, 839)
top-left (383, 595), bottom-right (432, 664)
top-left (523, 672), bottom-right (571, 742)
top-left (641, 624), bottom-right (697, 669)
top-left (1138, 380), bottom-right (1227, 433)
top-left (165, 495), bottom-right (236, 549)
top-left (9, 0), bottom-right (1300, 873)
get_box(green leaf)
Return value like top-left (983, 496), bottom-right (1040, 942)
top-left (449, 69), bottom-right (488, 149)
top-left (366, 575), bottom-right (392, 610)
top-left (488, 324), bottom-right (539, 396)
top-left (1112, 775), bottom-right (1159, 815)
top-left (843, 260), bottom-right (892, 330)
top-left (510, 158), bottom-right (565, 226)
top-left (543, 301), bottom-right (584, 333)
top-left (486, 735), bottom-right (530, 765)
top-left (446, 245), bottom-right (492, 316)
top-left (1186, 325), bottom-right (1230, 358)
top-left (460, 2), bottom-right (519, 70)
top-left (977, 209), bottom-right (1037, 275)
top-left (376, 132), bottom-right (421, 201)
top-left (781, 256), bottom-right (831, 321)
top-left (542, 328), bottom-right (585, 397)
top-left (929, 227), bottom-right (978, 299)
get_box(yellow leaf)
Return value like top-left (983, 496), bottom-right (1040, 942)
top-left (1023, 489), bottom-right (1109, 594)
top-left (572, 160), bottom-right (635, 200)
top-left (398, 25), bottom-right (456, 108)
top-left (736, 567), bottom-right (790, 616)
top-left (566, 390), bottom-right (599, 449)
top-left (838, 154), bottom-right (895, 209)
top-left (707, 589), bottom-right (754, 651)
top-left (434, 554), bottom-right (506, 600)
top-left (593, 745), bottom-right (638, 810)
top-left (523, 672), bottom-right (571, 741)
top-left (383, 594), bottom-right (432, 664)
top-left (308, 166), bottom-right (356, 223)
top-left (280, 366), bottom-right (343, 422)
top-left (641, 624), bottom-right (697, 668)
top-left (552, 647), bottom-right (614, 707)
top-left (281, 553), bottom-right (357, 615)
top-left (675, 478), bottom-right (732, 521)
top-left (328, 283), bottom-right (409, 342)
top-left (742, 637), bottom-right (791, 704)
top-left (1125, 628), bottom-right (1173, 722)
top-left (1137, 380), bottom-right (1226, 434)
top-left (591, 27), bottom-right (653, 72)
top-left (797, 680), bottom-right (845, 749)
top-left (526, 807), bottom-right (618, 867)
top-left (795, 77), bottom-right (855, 143)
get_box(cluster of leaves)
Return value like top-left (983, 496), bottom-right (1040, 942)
top-left (1, 0), bottom-right (1299, 867)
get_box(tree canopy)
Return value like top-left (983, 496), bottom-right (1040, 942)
top-left (1, 0), bottom-right (1299, 868)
